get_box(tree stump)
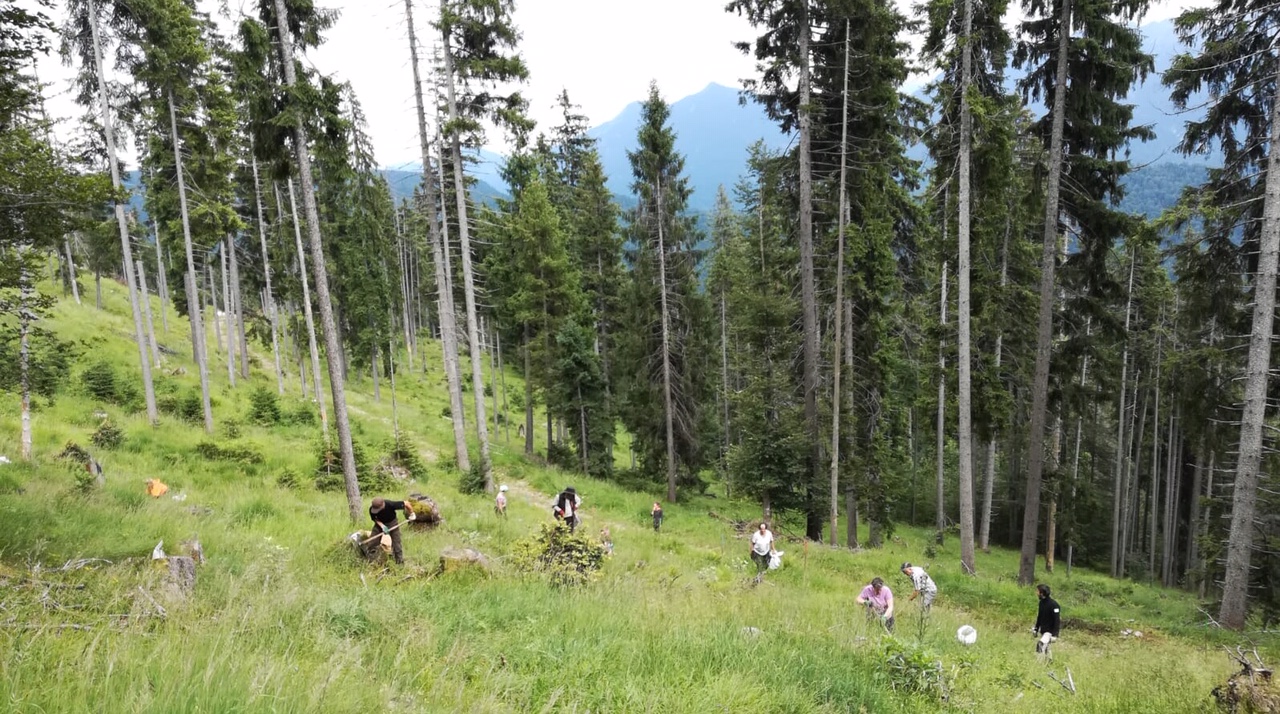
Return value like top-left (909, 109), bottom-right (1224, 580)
top-left (407, 493), bottom-right (443, 529)
top-left (164, 556), bottom-right (196, 599)
top-left (438, 546), bottom-right (490, 575)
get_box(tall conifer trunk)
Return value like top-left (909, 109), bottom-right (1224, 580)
top-left (796, 0), bottom-right (821, 541)
top-left (168, 90), bottom-right (213, 432)
top-left (252, 156), bottom-right (285, 394)
top-left (1020, 0), bottom-right (1073, 585)
top-left (403, 0), bottom-right (469, 472)
top-left (936, 259), bottom-right (948, 543)
top-left (1111, 252), bottom-right (1136, 577)
top-left (829, 20), bottom-right (850, 547)
top-left (956, 0), bottom-right (976, 575)
top-left (287, 180), bottom-right (328, 434)
top-left (1219, 72), bottom-right (1280, 629)
top-left (273, 0), bottom-right (362, 522)
top-left (441, 37), bottom-right (493, 491)
top-left (88, 0), bottom-right (158, 426)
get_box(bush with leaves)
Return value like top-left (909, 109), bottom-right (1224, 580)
top-left (288, 403), bottom-right (316, 426)
top-left (547, 440), bottom-right (577, 471)
top-left (222, 419), bottom-right (242, 439)
top-left (458, 461), bottom-right (486, 494)
top-left (195, 441), bottom-right (264, 465)
top-left (313, 438), bottom-right (391, 492)
top-left (878, 640), bottom-right (950, 701)
top-left (276, 468), bottom-right (303, 489)
top-left (80, 360), bottom-right (119, 403)
top-left (247, 386), bottom-right (281, 426)
top-left (89, 419), bottom-right (124, 449)
top-left (512, 522), bottom-right (607, 587)
top-left (384, 431), bottom-right (428, 482)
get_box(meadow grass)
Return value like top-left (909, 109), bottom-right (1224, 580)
top-left (0, 276), bottom-right (1274, 712)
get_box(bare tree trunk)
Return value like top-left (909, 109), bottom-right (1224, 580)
top-left (1219, 74), bottom-right (1280, 628)
top-left (1186, 437), bottom-right (1204, 585)
top-left (797, 0), bottom-right (821, 541)
top-left (230, 239), bottom-right (250, 379)
top-left (1149, 328), bottom-right (1163, 580)
top-left (221, 240), bottom-right (236, 387)
top-left (654, 175), bottom-right (678, 502)
top-left (490, 329), bottom-right (499, 440)
top-left (65, 239), bottom-right (81, 306)
top-left (981, 219), bottom-right (1008, 552)
top-left (167, 90), bottom-right (212, 432)
top-left (372, 343), bottom-right (381, 402)
top-left (1045, 415), bottom-right (1062, 572)
top-left (956, 0), bottom-right (976, 574)
top-left (498, 330), bottom-right (510, 445)
top-left (287, 180), bottom-right (328, 435)
top-left (1020, 0), bottom-right (1073, 586)
top-left (1199, 450), bottom-right (1215, 599)
top-left (88, 0), bottom-right (157, 425)
top-left (1111, 250), bottom-right (1136, 576)
top-left (524, 337), bottom-right (534, 456)
top-left (208, 261), bottom-right (222, 355)
top-left (936, 259), bottom-right (948, 543)
top-left (135, 259), bottom-right (161, 368)
top-left (94, 269), bottom-right (102, 309)
top-left (18, 250), bottom-right (33, 460)
top-left (1162, 412), bottom-right (1178, 585)
top-left (273, 0), bottom-right (362, 522)
top-left (829, 21), bottom-right (851, 547)
top-left (440, 38), bottom-right (492, 492)
top-left (252, 157), bottom-right (284, 394)
top-left (153, 231), bottom-right (168, 333)
top-left (389, 340), bottom-right (399, 434)
top-left (405, 0), bottom-right (468, 472)
top-left (1122, 390), bottom-right (1149, 578)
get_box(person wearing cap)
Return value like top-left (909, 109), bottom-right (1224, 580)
top-left (856, 577), bottom-right (895, 632)
top-left (554, 486), bottom-right (582, 532)
top-left (750, 522), bottom-right (776, 582)
top-left (495, 484), bottom-right (509, 516)
top-left (900, 562), bottom-right (938, 611)
top-left (1033, 584), bottom-right (1061, 653)
top-left (369, 497), bottom-right (412, 564)
top-left (651, 502), bottom-right (664, 533)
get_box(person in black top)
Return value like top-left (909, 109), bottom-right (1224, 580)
top-left (369, 497), bottom-right (411, 564)
top-left (1034, 584), bottom-right (1061, 653)
top-left (554, 487), bottom-right (581, 533)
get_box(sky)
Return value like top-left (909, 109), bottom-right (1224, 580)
top-left (30, 0), bottom-right (1205, 168)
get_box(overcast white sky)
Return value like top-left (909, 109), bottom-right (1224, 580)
top-left (31, 0), bottom-right (1202, 167)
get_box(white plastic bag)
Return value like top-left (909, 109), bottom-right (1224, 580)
top-left (768, 551), bottom-right (784, 570)
top-left (956, 625), bottom-right (978, 645)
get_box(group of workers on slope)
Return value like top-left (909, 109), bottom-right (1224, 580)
top-left (369, 490), bottom-right (1062, 654)
top-left (853, 563), bottom-right (1061, 652)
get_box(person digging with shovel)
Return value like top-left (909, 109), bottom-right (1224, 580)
top-left (368, 497), bottom-right (413, 564)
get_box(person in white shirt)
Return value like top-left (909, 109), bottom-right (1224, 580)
top-left (900, 562), bottom-right (938, 611)
top-left (750, 522), bottom-right (776, 582)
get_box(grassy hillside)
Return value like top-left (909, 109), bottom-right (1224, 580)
top-left (0, 276), bottom-right (1274, 713)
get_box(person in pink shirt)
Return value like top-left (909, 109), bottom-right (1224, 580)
top-left (855, 577), bottom-right (895, 632)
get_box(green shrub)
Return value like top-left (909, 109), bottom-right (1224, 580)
top-left (511, 522), bottom-right (606, 587)
top-left (313, 439), bottom-right (389, 492)
top-left (247, 387), bottom-right (281, 426)
top-left (57, 441), bottom-right (92, 465)
top-left (276, 468), bottom-right (303, 490)
top-left (195, 440), bottom-right (264, 465)
top-left (457, 461), bottom-right (486, 494)
top-left (878, 640), bottom-right (950, 701)
top-left (440, 406), bottom-right (452, 418)
top-left (547, 441), bottom-right (577, 471)
top-left (383, 432), bottom-right (428, 482)
top-left (289, 406), bottom-right (316, 427)
top-left (221, 418), bottom-right (242, 439)
top-left (176, 390), bottom-right (204, 423)
top-left (90, 419), bottom-right (124, 449)
top-left (80, 360), bottom-right (118, 403)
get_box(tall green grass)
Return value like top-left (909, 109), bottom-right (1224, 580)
top-left (0, 276), bottom-right (1273, 712)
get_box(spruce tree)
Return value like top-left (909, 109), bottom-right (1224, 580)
top-left (618, 84), bottom-right (712, 500)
